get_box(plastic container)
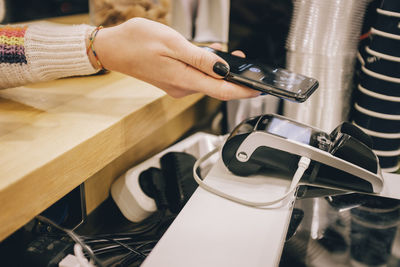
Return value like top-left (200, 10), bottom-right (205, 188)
top-left (360, 67), bottom-right (400, 97)
top-left (111, 132), bottom-right (225, 222)
top-left (369, 30), bottom-right (400, 58)
top-left (353, 104), bottom-right (400, 134)
top-left (89, 0), bottom-right (171, 27)
top-left (375, 8), bottom-right (400, 36)
top-left (350, 196), bottom-right (400, 266)
top-left (355, 85), bottom-right (400, 115)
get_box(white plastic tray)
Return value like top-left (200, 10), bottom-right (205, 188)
top-left (111, 132), bottom-right (226, 222)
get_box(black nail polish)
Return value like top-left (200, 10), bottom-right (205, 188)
top-left (213, 62), bottom-right (229, 77)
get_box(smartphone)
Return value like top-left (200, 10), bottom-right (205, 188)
top-left (205, 47), bottom-right (319, 102)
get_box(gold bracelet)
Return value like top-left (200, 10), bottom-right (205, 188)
top-left (86, 26), bottom-right (106, 70)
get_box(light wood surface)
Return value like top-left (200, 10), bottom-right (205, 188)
top-left (0, 65), bottom-right (220, 242)
top-left (0, 13), bottom-right (223, 242)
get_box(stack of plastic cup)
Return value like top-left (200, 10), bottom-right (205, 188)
top-left (350, 195), bottom-right (400, 266)
top-left (352, 0), bottom-right (400, 173)
top-left (283, 0), bottom-right (370, 132)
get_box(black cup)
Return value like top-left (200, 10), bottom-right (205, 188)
top-left (377, 154), bottom-right (400, 170)
top-left (371, 135), bottom-right (400, 151)
top-left (360, 68), bottom-right (400, 97)
top-left (380, 0), bottom-right (400, 13)
top-left (353, 106), bottom-right (400, 134)
top-left (369, 32), bottom-right (400, 58)
top-left (350, 196), bottom-right (400, 266)
top-left (374, 10), bottom-right (400, 36)
top-left (364, 49), bottom-right (400, 79)
top-left (355, 85), bottom-right (400, 115)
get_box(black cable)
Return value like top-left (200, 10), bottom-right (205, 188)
top-left (90, 240), bottom-right (158, 256)
top-left (101, 238), bottom-right (146, 258)
top-left (81, 211), bottom-right (175, 259)
top-left (140, 248), bottom-right (154, 256)
top-left (35, 215), bottom-right (105, 267)
top-left (85, 237), bottom-right (146, 245)
top-left (132, 240), bottom-right (158, 250)
top-left (86, 238), bottom-right (156, 248)
top-left (34, 199), bottom-right (173, 266)
top-left (91, 239), bottom-right (158, 267)
top-left (116, 242), bottom-right (158, 267)
top-left (35, 203), bottom-right (171, 267)
top-left (118, 253), bottom-right (141, 267)
top-left (81, 210), bottom-right (167, 240)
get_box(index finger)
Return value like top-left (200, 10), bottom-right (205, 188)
top-left (173, 59), bottom-right (260, 100)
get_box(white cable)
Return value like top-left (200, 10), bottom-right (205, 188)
top-left (193, 147), bottom-right (311, 207)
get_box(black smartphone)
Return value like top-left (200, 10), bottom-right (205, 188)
top-left (205, 47), bottom-right (319, 102)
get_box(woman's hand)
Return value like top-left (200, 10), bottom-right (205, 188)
top-left (91, 18), bottom-right (260, 100)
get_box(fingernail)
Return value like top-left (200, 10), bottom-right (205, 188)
top-left (213, 62), bottom-right (229, 77)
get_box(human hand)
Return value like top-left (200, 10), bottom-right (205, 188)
top-left (89, 18), bottom-right (260, 100)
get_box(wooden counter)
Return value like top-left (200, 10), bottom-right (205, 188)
top-left (0, 15), bottom-right (222, 241)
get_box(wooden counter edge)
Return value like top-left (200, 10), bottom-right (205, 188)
top-left (0, 93), bottom-right (220, 242)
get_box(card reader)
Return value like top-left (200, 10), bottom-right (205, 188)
top-left (221, 114), bottom-right (383, 194)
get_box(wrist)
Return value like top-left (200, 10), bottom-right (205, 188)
top-left (86, 27), bottom-right (98, 70)
top-left (86, 26), bottom-right (106, 71)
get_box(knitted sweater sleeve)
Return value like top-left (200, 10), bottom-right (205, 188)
top-left (0, 22), bottom-right (98, 89)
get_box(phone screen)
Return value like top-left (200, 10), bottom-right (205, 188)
top-left (206, 47), bottom-right (318, 102)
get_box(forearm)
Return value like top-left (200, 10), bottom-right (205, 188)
top-left (0, 22), bottom-right (97, 89)
top-left (1, 18), bottom-right (259, 100)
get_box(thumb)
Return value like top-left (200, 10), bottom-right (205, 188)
top-left (176, 43), bottom-right (230, 79)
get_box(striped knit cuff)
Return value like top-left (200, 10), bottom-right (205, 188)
top-left (0, 22), bottom-right (98, 89)
top-left (0, 25), bottom-right (30, 88)
top-left (0, 25), bottom-right (27, 64)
